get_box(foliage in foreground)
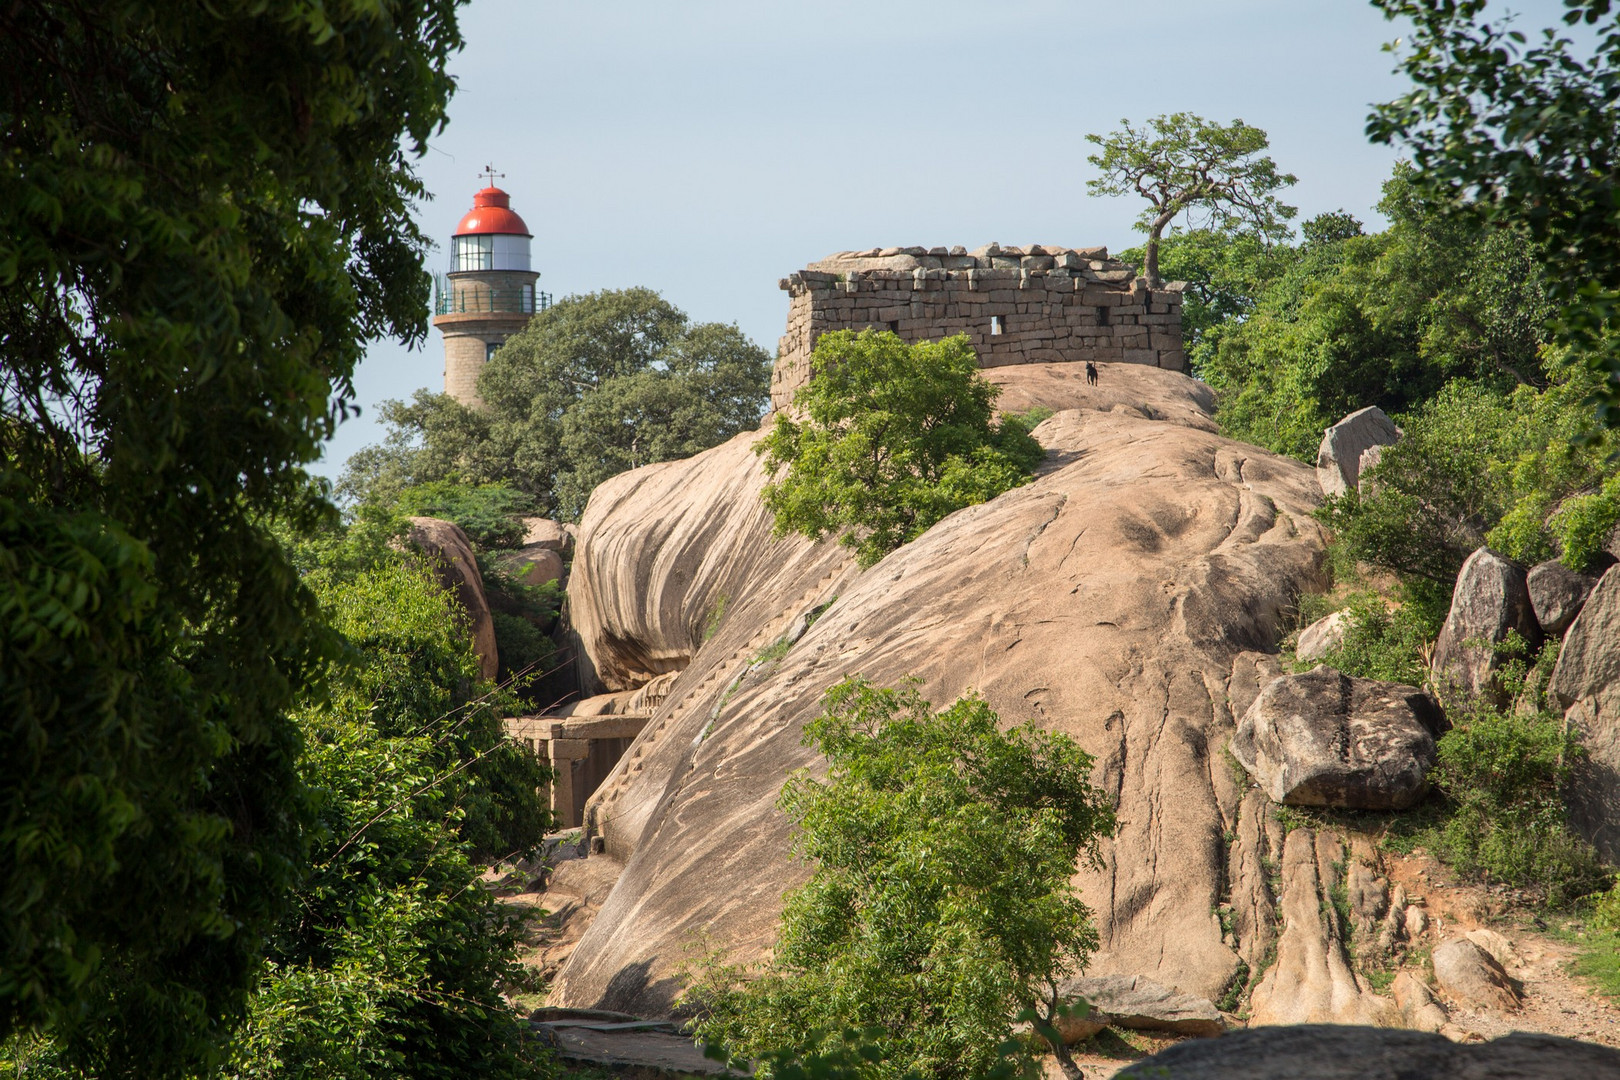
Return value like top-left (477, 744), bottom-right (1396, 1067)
top-left (684, 678), bottom-right (1115, 1080)
top-left (758, 331), bottom-right (1045, 568)
top-left (5, 562), bottom-right (556, 1079)
top-left (339, 288), bottom-right (772, 520)
top-left (225, 562), bottom-right (553, 1079)
top-left (1370, 0), bottom-right (1620, 429)
top-left (0, 0), bottom-right (465, 1071)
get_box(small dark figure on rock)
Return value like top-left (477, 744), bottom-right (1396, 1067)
top-left (1086, 361), bottom-right (1098, 385)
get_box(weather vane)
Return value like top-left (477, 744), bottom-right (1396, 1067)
top-left (479, 163), bottom-right (505, 186)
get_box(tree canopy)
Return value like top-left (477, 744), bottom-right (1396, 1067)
top-left (1086, 113), bottom-right (1297, 287)
top-left (1369, 0), bottom-right (1620, 427)
top-left (757, 330), bottom-right (1044, 569)
top-left (1184, 166), bottom-right (1555, 459)
top-left (1, 0), bottom-right (464, 1072)
top-left (687, 678), bottom-right (1115, 1080)
top-left (339, 288), bottom-right (773, 521)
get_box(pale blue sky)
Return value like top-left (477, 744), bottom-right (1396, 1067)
top-left (315, 0), bottom-right (1570, 480)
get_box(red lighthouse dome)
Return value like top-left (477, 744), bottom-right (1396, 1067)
top-left (454, 186), bottom-right (531, 238)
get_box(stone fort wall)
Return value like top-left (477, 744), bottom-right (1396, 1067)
top-left (772, 243), bottom-right (1186, 411)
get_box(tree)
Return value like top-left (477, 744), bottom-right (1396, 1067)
top-left (757, 330), bottom-right (1044, 569)
top-left (1086, 113), bottom-right (1298, 287)
top-left (1197, 166), bottom-right (1555, 459)
top-left (1, 0), bottom-right (463, 1072)
top-left (338, 289), bottom-right (773, 520)
top-left (1369, 0), bottom-right (1620, 426)
top-left (686, 678), bottom-right (1116, 1080)
top-left (142, 561), bottom-right (546, 1080)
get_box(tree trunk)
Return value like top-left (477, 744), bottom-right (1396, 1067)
top-left (1143, 208), bottom-right (1178, 289)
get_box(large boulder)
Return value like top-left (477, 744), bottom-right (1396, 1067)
top-left (1315, 406), bottom-right (1399, 497)
top-left (1114, 1026), bottom-right (1620, 1079)
top-left (1527, 558), bottom-right (1601, 637)
top-left (1059, 974), bottom-right (1224, 1037)
top-left (1431, 937), bottom-right (1523, 1012)
top-left (522, 516), bottom-right (571, 553)
top-left (548, 363), bottom-right (1329, 1015)
top-left (1232, 667), bottom-right (1443, 810)
top-left (1431, 547), bottom-right (1540, 704)
top-left (405, 516), bottom-right (498, 681)
top-left (1548, 563), bottom-right (1620, 862)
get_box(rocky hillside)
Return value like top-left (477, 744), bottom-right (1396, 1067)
top-left (545, 361), bottom-right (1333, 1014)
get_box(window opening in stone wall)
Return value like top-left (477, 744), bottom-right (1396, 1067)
top-left (888, 320), bottom-right (899, 334)
top-left (486, 340), bottom-right (500, 362)
top-left (991, 315), bottom-right (1005, 336)
top-left (1097, 306), bottom-right (1110, 326)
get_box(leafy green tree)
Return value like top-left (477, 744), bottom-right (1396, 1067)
top-left (1321, 353), bottom-right (1620, 589)
top-left (686, 678), bottom-right (1116, 1080)
top-left (1370, 0), bottom-right (1620, 427)
top-left (223, 562), bottom-right (550, 1079)
top-left (1086, 113), bottom-right (1298, 287)
top-left (339, 289), bottom-right (773, 520)
top-left (1, 0), bottom-right (463, 1072)
top-left (1199, 166), bottom-right (1555, 458)
top-left (395, 481), bottom-right (539, 549)
top-left (757, 331), bottom-right (1044, 569)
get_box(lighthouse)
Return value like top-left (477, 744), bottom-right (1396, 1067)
top-left (433, 169), bottom-right (544, 406)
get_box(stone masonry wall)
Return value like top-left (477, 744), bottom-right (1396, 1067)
top-left (772, 243), bottom-right (1186, 411)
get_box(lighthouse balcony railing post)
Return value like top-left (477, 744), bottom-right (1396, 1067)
top-left (432, 283), bottom-right (551, 317)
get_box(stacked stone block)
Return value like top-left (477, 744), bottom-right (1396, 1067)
top-left (772, 243), bottom-right (1187, 411)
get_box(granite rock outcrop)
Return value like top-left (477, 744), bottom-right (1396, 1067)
top-left (546, 363), bottom-right (1330, 1015)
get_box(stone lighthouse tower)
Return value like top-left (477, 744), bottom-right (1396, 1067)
top-left (432, 170), bottom-right (544, 406)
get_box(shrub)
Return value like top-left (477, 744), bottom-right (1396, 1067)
top-left (758, 331), bottom-right (1044, 568)
top-left (1428, 702), bottom-right (1604, 905)
top-left (1294, 589), bottom-right (1444, 686)
top-left (685, 677), bottom-right (1115, 1080)
top-left (395, 481), bottom-right (539, 549)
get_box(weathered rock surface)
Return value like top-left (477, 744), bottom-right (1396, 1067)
top-left (548, 364), bottom-right (1329, 1015)
top-left (405, 516), bottom-right (498, 680)
top-left (1432, 937), bottom-right (1523, 1012)
top-left (1232, 667), bottom-right (1443, 810)
top-left (1432, 547), bottom-right (1540, 704)
top-left (1058, 974), bottom-right (1224, 1037)
top-left (1115, 1026), bottom-right (1620, 1079)
top-left (565, 432), bottom-right (855, 696)
top-left (1316, 406), bottom-right (1400, 497)
top-left (1295, 610), bottom-right (1349, 665)
top-left (1391, 971), bottom-right (1448, 1032)
top-left (1356, 443), bottom-right (1388, 496)
top-left (979, 361), bottom-right (1219, 435)
top-left (522, 516), bottom-right (571, 552)
top-left (1527, 560), bottom-right (1598, 637)
top-left (1247, 830), bottom-right (1396, 1026)
top-left (1548, 563), bottom-right (1620, 862)
top-left (512, 545), bottom-right (565, 588)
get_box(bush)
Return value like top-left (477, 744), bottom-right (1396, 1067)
top-left (1293, 590), bottom-right (1443, 686)
top-left (230, 563), bottom-right (555, 1079)
top-left (395, 482), bottom-right (539, 549)
top-left (1320, 355), bottom-right (1620, 585)
top-left (1428, 702), bottom-right (1603, 905)
top-left (758, 331), bottom-right (1045, 568)
top-left (685, 677), bottom-right (1115, 1080)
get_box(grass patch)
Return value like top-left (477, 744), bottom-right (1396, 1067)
top-left (754, 638), bottom-right (792, 665)
top-left (702, 592), bottom-right (729, 642)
